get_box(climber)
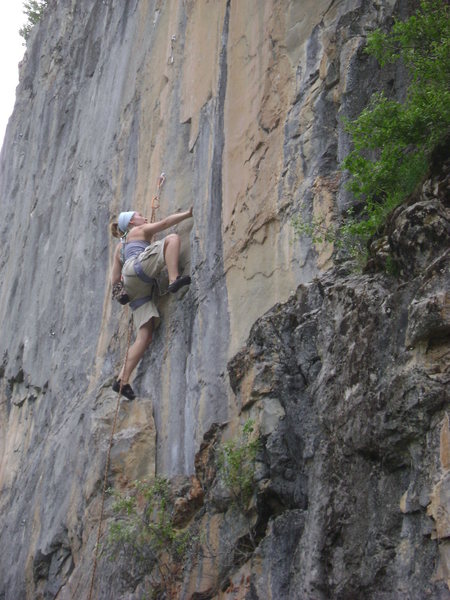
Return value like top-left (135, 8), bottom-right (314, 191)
top-left (110, 207), bottom-right (193, 400)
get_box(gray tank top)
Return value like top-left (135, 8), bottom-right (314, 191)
top-left (122, 240), bottom-right (149, 263)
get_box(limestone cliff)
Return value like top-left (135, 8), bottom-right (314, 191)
top-left (0, 0), bottom-right (448, 599)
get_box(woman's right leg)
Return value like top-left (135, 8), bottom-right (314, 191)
top-left (119, 319), bottom-right (154, 384)
top-left (163, 233), bottom-right (191, 293)
top-left (163, 233), bottom-right (181, 284)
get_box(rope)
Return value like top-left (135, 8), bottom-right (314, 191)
top-left (86, 173), bottom-right (166, 596)
top-left (87, 317), bottom-right (133, 600)
top-left (150, 172), bottom-right (165, 223)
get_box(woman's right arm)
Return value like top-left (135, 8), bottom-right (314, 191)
top-left (111, 245), bottom-right (122, 285)
top-left (142, 208), bottom-right (193, 240)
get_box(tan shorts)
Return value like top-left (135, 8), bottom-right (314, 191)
top-left (122, 239), bottom-right (166, 330)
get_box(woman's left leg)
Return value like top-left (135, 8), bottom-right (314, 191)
top-left (119, 319), bottom-right (154, 384)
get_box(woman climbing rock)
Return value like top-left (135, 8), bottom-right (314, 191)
top-left (110, 207), bottom-right (193, 399)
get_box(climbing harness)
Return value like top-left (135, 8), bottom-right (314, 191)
top-left (113, 172), bottom-right (165, 308)
top-left (116, 240), bottom-right (158, 307)
top-left (129, 260), bottom-right (156, 309)
top-left (87, 317), bottom-right (133, 600)
top-left (129, 294), bottom-right (153, 310)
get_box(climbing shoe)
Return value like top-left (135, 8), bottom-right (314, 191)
top-left (168, 275), bottom-right (191, 294)
top-left (112, 379), bottom-right (136, 401)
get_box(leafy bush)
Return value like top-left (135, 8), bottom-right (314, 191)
top-left (104, 477), bottom-right (192, 588)
top-left (341, 0), bottom-right (449, 242)
top-left (19, 0), bottom-right (49, 41)
top-left (295, 0), bottom-right (450, 260)
top-left (217, 420), bottom-right (260, 510)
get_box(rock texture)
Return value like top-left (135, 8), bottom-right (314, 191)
top-left (81, 170), bottom-right (448, 600)
top-left (223, 190), bottom-right (449, 600)
top-left (0, 0), bottom-right (448, 598)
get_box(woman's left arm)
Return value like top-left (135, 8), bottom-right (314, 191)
top-left (111, 244), bottom-right (122, 285)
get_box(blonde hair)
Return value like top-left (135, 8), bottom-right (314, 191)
top-left (110, 221), bottom-right (122, 239)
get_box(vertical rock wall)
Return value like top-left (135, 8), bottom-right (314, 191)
top-left (1, 0), bottom-right (445, 598)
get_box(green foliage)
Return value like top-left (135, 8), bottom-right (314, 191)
top-left (294, 0), bottom-right (449, 260)
top-left (291, 214), bottom-right (338, 246)
top-left (292, 210), bottom-right (367, 267)
top-left (19, 0), bottom-right (49, 42)
top-left (341, 0), bottom-right (450, 245)
top-left (105, 477), bottom-right (192, 576)
top-left (217, 420), bottom-right (260, 509)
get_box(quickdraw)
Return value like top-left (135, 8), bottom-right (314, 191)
top-left (150, 172), bottom-right (165, 223)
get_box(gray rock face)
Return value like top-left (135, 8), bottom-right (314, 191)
top-left (0, 0), bottom-right (448, 598)
top-left (224, 173), bottom-right (449, 599)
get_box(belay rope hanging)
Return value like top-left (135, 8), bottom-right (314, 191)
top-left (87, 323), bottom-right (132, 600)
top-left (87, 173), bottom-right (165, 600)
